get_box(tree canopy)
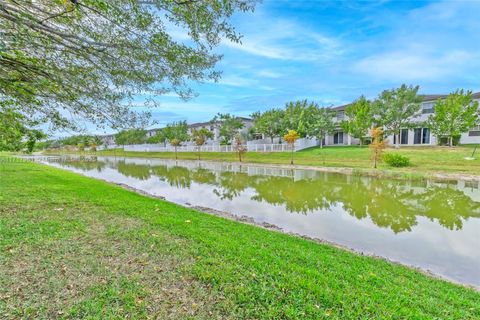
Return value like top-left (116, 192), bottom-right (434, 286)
top-left (426, 90), bottom-right (479, 146)
top-left (374, 84), bottom-right (422, 148)
top-left (212, 113), bottom-right (244, 144)
top-left (0, 107), bottom-right (45, 152)
top-left (115, 129), bottom-right (147, 145)
top-left (341, 95), bottom-right (374, 146)
top-left (307, 106), bottom-right (335, 148)
top-left (251, 108), bottom-right (285, 143)
top-left (0, 0), bottom-right (256, 130)
top-left (284, 100), bottom-right (315, 138)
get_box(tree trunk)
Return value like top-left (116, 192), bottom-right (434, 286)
top-left (395, 133), bottom-right (400, 149)
top-left (449, 136), bottom-right (453, 147)
top-left (319, 138), bottom-right (323, 149)
top-left (290, 145), bottom-right (294, 165)
top-left (271, 136), bottom-right (274, 144)
top-left (175, 146), bottom-right (178, 160)
top-left (238, 152), bottom-right (242, 162)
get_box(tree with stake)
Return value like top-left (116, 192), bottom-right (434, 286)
top-left (369, 127), bottom-right (388, 168)
top-left (284, 130), bottom-right (300, 165)
top-left (341, 96), bottom-right (374, 146)
top-left (426, 90), bottom-right (479, 147)
top-left (233, 134), bottom-right (247, 162)
top-left (191, 128), bottom-right (214, 160)
top-left (163, 121), bottom-right (189, 160)
top-left (374, 84), bottom-right (422, 149)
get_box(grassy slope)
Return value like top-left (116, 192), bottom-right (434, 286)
top-left (0, 158), bottom-right (479, 319)
top-left (59, 145), bottom-right (480, 176)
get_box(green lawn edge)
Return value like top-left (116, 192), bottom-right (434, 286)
top-left (1, 157), bottom-right (479, 319)
top-left (45, 144), bottom-right (480, 180)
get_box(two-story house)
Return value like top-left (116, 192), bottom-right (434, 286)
top-left (324, 92), bottom-right (480, 146)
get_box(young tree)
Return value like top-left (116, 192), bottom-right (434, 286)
top-left (251, 109), bottom-right (285, 143)
top-left (307, 105), bottom-right (336, 148)
top-left (341, 96), bottom-right (374, 146)
top-left (374, 84), bottom-right (423, 149)
top-left (163, 121), bottom-right (189, 160)
top-left (191, 128), bottom-right (214, 160)
top-left (233, 135), bottom-right (248, 162)
top-left (369, 127), bottom-right (388, 168)
top-left (426, 90), bottom-right (480, 147)
top-left (284, 100), bottom-right (315, 137)
top-left (283, 130), bottom-right (300, 165)
top-left (212, 113), bottom-right (244, 144)
top-left (0, 0), bottom-right (256, 130)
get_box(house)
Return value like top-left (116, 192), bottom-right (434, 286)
top-left (324, 92), bottom-right (480, 146)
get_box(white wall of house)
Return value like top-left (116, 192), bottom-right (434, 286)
top-left (325, 96), bottom-right (480, 146)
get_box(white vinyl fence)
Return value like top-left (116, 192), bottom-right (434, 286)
top-left (102, 137), bottom-right (319, 153)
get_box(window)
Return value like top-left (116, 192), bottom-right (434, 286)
top-left (336, 111), bottom-right (345, 120)
top-left (422, 128), bottom-right (430, 144)
top-left (414, 128), bottom-right (430, 144)
top-left (333, 131), bottom-right (344, 144)
top-left (393, 129), bottom-right (409, 145)
top-left (422, 102), bottom-right (434, 114)
top-left (469, 126), bottom-right (480, 137)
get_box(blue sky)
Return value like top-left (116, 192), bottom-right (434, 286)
top-left (97, 0), bottom-right (480, 135)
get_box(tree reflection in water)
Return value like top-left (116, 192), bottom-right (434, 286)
top-left (69, 158), bottom-right (480, 233)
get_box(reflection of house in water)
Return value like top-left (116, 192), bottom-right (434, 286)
top-left (57, 156), bottom-right (480, 233)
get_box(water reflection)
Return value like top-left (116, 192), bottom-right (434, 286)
top-left (35, 156), bottom-right (480, 287)
top-left (85, 158), bottom-right (480, 234)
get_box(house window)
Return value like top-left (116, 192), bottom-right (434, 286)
top-left (422, 102), bottom-right (434, 114)
top-left (333, 131), bottom-right (344, 144)
top-left (393, 129), bottom-right (409, 145)
top-left (414, 128), bottom-right (430, 144)
top-left (469, 126), bottom-right (480, 137)
top-left (336, 111), bottom-right (345, 120)
top-left (422, 128), bottom-right (430, 144)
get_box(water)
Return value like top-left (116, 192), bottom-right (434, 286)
top-left (32, 155), bottom-right (480, 288)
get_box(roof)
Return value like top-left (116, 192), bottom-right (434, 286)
top-left (332, 91), bottom-right (480, 111)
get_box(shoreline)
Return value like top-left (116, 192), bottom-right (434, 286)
top-left (41, 151), bottom-right (480, 182)
top-left (96, 181), bottom-right (479, 292)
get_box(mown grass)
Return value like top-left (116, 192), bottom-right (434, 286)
top-left (0, 157), bottom-right (479, 319)
top-left (51, 144), bottom-right (480, 176)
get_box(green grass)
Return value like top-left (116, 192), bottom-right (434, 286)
top-left (53, 145), bottom-right (480, 177)
top-left (1, 157), bottom-right (479, 319)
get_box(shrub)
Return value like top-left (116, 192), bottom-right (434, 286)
top-left (383, 153), bottom-right (410, 167)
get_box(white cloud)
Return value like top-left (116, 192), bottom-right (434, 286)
top-left (354, 49), bottom-right (474, 81)
top-left (218, 75), bottom-right (257, 87)
top-left (255, 70), bottom-right (284, 78)
top-left (223, 18), bottom-right (344, 62)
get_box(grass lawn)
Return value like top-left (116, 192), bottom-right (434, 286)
top-left (56, 145), bottom-right (480, 177)
top-left (1, 157), bottom-right (479, 319)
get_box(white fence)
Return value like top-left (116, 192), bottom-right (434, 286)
top-left (102, 137), bottom-right (319, 153)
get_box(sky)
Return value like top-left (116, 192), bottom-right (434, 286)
top-left (93, 0), bottom-right (480, 135)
